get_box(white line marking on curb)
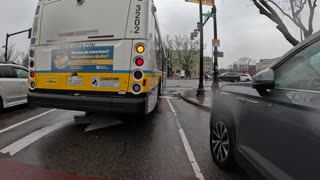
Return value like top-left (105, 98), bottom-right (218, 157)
top-left (0, 109), bottom-right (56, 135)
top-left (166, 98), bottom-right (205, 180)
top-left (1, 118), bottom-right (73, 156)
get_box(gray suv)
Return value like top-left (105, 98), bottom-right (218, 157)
top-left (218, 72), bottom-right (240, 82)
top-left (210, 31), bottom-right (320, 180)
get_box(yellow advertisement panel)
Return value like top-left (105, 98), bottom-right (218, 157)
top-left (185, 0), bottom-right (214, 6)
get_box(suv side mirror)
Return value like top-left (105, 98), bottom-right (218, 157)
top-left (252, 69), bottom-right (275, 90)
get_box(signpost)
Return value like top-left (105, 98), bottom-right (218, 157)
top-left (212, 39), bottom-right (220, 47)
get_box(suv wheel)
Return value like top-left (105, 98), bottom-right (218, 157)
top-left (210, 117), bottom-right (236, 169)
top-left (234, 79), bottom-right (239, 82)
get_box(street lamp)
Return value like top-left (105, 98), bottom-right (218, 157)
top-left (196, 0), bottom-right (205, 96)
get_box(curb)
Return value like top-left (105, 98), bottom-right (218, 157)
top-left (179, 93), bottom-right (211, 112)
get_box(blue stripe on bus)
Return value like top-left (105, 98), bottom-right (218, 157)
top-left (35, 70), bottom-right (153, 73)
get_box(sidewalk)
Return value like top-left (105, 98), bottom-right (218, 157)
top-left (179, 88), bottom-right (212, 112)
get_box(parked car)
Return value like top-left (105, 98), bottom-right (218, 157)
top-left (240, 74), bottom-right (252, 82)
top-left (218, 72), bottom-right (240, 82)
top-left (210, 31), bottom-right (320, 180)
top-left (0, 63), bottom-right (29, 110)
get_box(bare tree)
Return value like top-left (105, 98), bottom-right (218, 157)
top-left (234, 57), bottom-right (256, 73)
top-left (20, 52), bottom-right (29, 68)
top-left (162, 35), bottom-right (175, 77)
top-left (0, 44), bottom-right (22, 63)
top-left (252, 0), bottom-right (318, 46)
top-left (172, 35), bottom-right (200, 78)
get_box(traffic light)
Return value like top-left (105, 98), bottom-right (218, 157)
top-left (28, 28), bottom-right (32, 39)
top-left (197, 22), bottom-right (201, 29)
top-left (190, 33), bottom-right (194, 40)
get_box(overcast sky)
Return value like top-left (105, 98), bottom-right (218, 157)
top-left (0, 0), bottom-right (319, 68)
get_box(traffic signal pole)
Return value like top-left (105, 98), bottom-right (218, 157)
top-left (4, 28), bottom-right (32, 62)
top-left (197, 0), bottom-right (205, 96)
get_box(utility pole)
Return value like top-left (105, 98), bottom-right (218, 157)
top-left (212, 2), bottom-right (219, 89)
top-left (197, 0), bottom-right (205, 96)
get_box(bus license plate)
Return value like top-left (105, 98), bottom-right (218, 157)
top-left (68, 77), bottom-right (83, 86)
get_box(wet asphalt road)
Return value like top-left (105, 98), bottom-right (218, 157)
top-left (0, 80), bottom-right (249, 180)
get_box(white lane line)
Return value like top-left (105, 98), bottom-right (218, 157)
top-left (160, 96), bottom-right (174, 99)
top-left (0, 118), bottom-right (73, 156)
top-left (167, 98), bottom-right (178, 116)
top-left (166, 98), bottom-right (205, 180)
top-left (0, 109), bottom-right (56, 134)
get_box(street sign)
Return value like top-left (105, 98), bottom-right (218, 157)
top-left (214, 51), bottom-right (224, 57)
top-left (185, 0), bottom-right (214, 6)
top-left (212, 39), bottom-right (220, 47)
top-left (203, 11), bottom-right (213, 17)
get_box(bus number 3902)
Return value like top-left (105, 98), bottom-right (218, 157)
top-left (134, 4), bottom-right (141, 33)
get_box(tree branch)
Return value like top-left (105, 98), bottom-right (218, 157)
top-left (307, 0), bottom-right (317, 36)
top-left (252, 0), bottom-right (300, 46)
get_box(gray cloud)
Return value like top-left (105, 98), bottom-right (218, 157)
top-left (0, 0), bottom-right (37, 53)
top-left (1, 0), bottom-right (319, 68)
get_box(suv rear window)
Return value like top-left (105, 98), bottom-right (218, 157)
top-left (0, 66), bottom-right (16, 78)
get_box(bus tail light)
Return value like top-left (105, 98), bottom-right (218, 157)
top-left (30, 61), bottom-right (35, 68)
top-left (135, 57), bottom-right (144, 66)
top-left (133, 70), bottom-right (143, 80)
top-left (30, 71), bottom-right (35, 78)
top-left (30, 81), bottom-right (36, 89)
top-left (29, 50), bottom-right (35, 58)
top-left (136, 44), bottom-right (145, 54)
top-left (132, 84), bottom-right (142, 94)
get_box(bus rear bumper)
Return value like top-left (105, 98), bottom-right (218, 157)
top-left (27, 92), bottom-right (147, 114)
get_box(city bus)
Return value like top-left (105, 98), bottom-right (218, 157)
top-left (27, 0), bottom-right (166, 115)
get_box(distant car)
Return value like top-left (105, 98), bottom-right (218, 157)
top-left (218, 72), bottom-right (240, 82)
top-left (204, 74), bottom-right (212, 81)
top-left (240, 74), bottom-right (252, 82)
top-left (180, 70), bottom-right (186, 78)
top-left (0, 63), bottom-right (29, 110)
top-left (210, 31), bottom-right (320, 180)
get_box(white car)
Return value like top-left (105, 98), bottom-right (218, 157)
top-left (240, 74), bottom-right (252, 82)
top-left (0, 63), bottom-right (29, 110)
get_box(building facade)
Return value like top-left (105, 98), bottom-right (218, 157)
top-left (203, 56), bottom-right (213, 74)
top-left (256, 58), bottom-right (279, 72)
top-left (232, 64), bottom-right (256, 75)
